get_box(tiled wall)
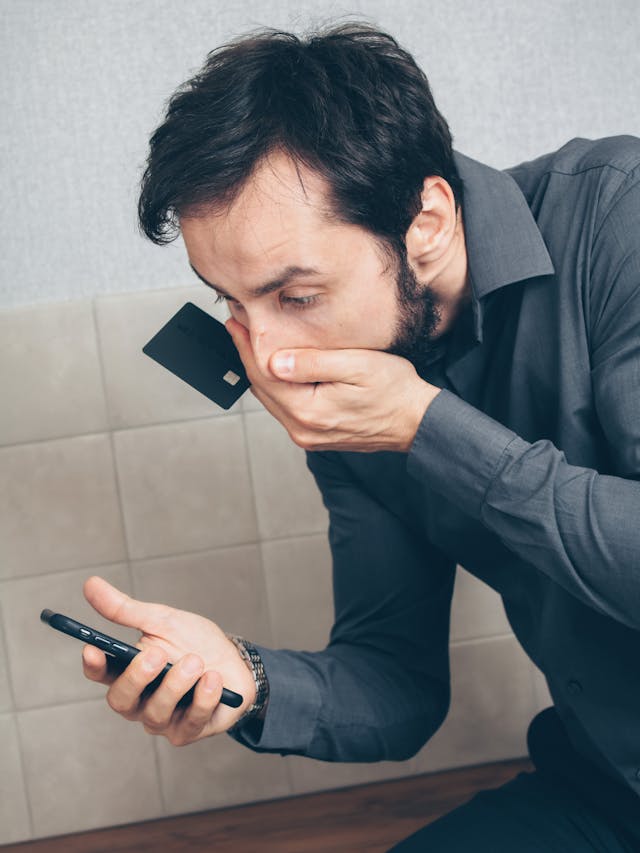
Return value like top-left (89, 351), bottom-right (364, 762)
top-left (0, 286), bottom-right (551, 844)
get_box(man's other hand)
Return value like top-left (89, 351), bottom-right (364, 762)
top-left (227, 317), bottom-right (440, 453)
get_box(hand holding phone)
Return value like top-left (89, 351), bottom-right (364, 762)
top-left (40, 609), bottom-right (243, 709)
top-left (65, 577), bottom-right (257, 746)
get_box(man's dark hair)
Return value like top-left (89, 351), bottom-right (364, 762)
top-left (138, 22), bottom-right (463, 256)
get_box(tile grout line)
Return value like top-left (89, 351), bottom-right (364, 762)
top-left (0, 528), bottom-right (330, 585)
top-left (0, 600), bottom-right (18, 716)
top-left (240, 406), bottom-right (266, 543)
top-left (14, 694), bottom-right (114, 715)
top-left (11, 713), bottom-right (37, 840)
top-left (152, 735), bottom-right (169, 817)
top-left (90, 297), bottom-right (134, 571)
top-left (91, 296), bottom-right (168, 815)
top-left (0, 410), bottom-right (238, 452)
top-left (0, 605), bottom-right (35, 839)
top-left (240, 406), bottom-right (296, 799)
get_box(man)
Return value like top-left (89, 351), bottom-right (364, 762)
top-left (82, 23), bottom-right (640, 851)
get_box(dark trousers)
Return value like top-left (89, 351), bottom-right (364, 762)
top-left (389, 709), bottom-right (640, 852)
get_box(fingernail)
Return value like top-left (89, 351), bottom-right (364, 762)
top-left (273, 353), bottom-right (294, 375)
top-left (143, 648), bottom-right (165, 671)
top-left (181, 655), bottom-right (202, 676)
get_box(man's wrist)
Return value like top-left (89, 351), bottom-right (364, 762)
top-left (401, 380), bottom-right (441, 452)
top-left (226, 635), bottom-right (269, 728)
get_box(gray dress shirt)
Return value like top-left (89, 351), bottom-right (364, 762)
top-left (232, 136), bottom-right (640, 834)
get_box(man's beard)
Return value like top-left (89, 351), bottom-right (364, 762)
top-left (385, 247), bottom-right (442, 377)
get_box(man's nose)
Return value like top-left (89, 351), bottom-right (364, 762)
top-left (249, 323), bottom-right (275, 378)
top-left (237, 307), bottom-right (299, 378)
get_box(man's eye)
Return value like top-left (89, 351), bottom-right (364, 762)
top-left (214, 293), bottom-right (239, 305)
top-left (280, 294), bottom-right (320, 309)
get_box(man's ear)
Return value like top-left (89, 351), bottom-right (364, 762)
top-left (405, 176), bottom-right (458, 266)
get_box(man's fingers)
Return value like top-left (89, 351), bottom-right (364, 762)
top-left (82, 644), bottom-right (113, 684)
top-left (168, 671), bottom-right (223, 745)
top-left (140, 653), bottom-right (204, 732)
top-left (226, 317), bottom-right (248, 354)
top-left (226, 317), bottom-right (273, 380)
top-left (225, 318), bottom-right (258, 374)
top-left (106, 646), bottom-right (168, 719)
top-left (83, 576), bottom-right (167, 632)
top-left (269, 347), bottom-right (374, 385)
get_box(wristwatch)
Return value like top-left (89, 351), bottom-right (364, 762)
top-left (226, 634), bottom-right (269, 724)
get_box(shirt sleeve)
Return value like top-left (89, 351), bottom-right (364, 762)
top-left (407, 167), bottom-right (640, 632)
top-left (230, 449), bottom-right (455, 762)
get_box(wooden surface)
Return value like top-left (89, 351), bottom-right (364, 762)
top-left (4, 758), bottom-right (533, 852)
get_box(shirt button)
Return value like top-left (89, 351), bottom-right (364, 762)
top-left (567, 679), bottom-right (582, 696)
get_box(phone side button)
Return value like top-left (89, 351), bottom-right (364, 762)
top-left (79, 628), bottom-right (91, 637)
top-left (111, 643), bottom-right (130, 653)
top-left (94, 636), bottom-right (111, 649)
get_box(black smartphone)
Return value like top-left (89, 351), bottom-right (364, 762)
top-left (40, 609), bottom-right (243, 709)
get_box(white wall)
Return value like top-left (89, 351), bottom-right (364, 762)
top-left (2, 0), bottom-right (639, 307)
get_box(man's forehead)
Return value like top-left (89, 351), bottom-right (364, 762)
top-left (181, 155), bottom-right (346, 275)
top-left (229, 150), bottom-right (335, 221)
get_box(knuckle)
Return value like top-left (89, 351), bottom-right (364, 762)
top-left (83, 666), bottom-right (101, 684)
top-left (106, 691), bottom-right (125, 714)
top-left (288, 428), bottom-right (304, 447)
top-left (163, 674), bottom-right (194, 703)
top-left (182, 713), bottom-right (205, 735)
top-left (142, 709), bottom-right (164, 730)
top-left (290, 430), bottom-right (312, 450)
top-left (296, 411), bottom-right (315, 430)
top-left (107, 693), bottom-right (136, 719)
top-left (167, 731), bottom-right (188, 747)
top-left (313, 413), bottom-right (335, 432)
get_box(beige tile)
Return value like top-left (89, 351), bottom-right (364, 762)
top-left (0, 714), bottom-right (31, 844)
top-left (410, 635), bottom-right (537, 775)
top-left (261, 535), bottom-right (333, 650)
top-left (0, 434), bottom-right (127, 579)
top-left (114, 416), bottom-right (258, 560)
top-left (157, 732), bottom-right (291, 814)
top-left (0, 608), bottom-right (13, 712)
top-left (241, 389), bottom-right (265, 413)
top-left (132, 545), bottom-right (272, 647)
top-left (18, 700), bottom-right (163, 838)
top-left (449, 565), bottom-right (512, 642)
top-left (531, 663), bottom-right (553, 714)
top-left (245, 411), bottom-right (329, 539)
top-left (95, 286), bottom-right (245, 429)
top-left (2, 564), bottom-right (134, 709)
top-left (285, 753), bottom-right (411, 796)
top-left (0, 300), bottom-right (108, 446)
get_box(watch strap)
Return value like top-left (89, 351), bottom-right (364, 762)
top-left (226, 634), bottom-right (269, 724)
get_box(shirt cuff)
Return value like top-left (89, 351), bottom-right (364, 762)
top-left (406, 388), bottom-right (519, 519)
top-left (227, 645), bottom-right (322, 754)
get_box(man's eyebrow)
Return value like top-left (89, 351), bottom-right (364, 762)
top-left (189, 263), bottom-right (323, 298)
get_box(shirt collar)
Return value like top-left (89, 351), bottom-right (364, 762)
top-left (453, 150), bottom-right (555, 342)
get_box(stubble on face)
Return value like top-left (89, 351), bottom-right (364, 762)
top-left (384, 244), bottom-right (442, 377)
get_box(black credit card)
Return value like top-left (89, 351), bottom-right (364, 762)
top-left (142, 302), bottom-right (250, 410)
